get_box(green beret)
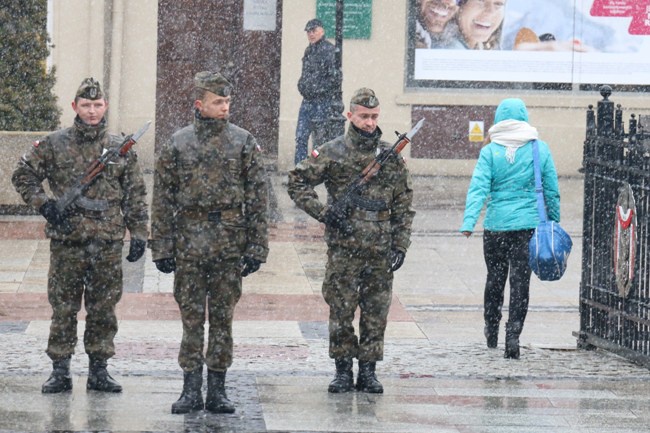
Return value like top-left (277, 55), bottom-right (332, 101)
top-left (350, 88), bottom-right (379, 108)
top-left (194, 71), bottom-right (232, 97)
top-left (76, 77), bottom-right (103, 100)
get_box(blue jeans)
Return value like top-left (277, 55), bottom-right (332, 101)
top-left (294, 98), bottom-right (331, 165)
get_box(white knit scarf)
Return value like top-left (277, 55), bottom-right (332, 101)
top-left (488, 119), bottom-right (539, 163)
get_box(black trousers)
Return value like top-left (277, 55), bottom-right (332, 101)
top-left (482, 229), bottom-right (534, 332)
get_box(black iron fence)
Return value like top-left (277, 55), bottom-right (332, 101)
top-left (577, 86), bottom-right (650, 366)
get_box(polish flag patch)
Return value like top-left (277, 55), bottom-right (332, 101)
top-left (33, 140), bottom-right (40, 147)
top-left (311, 149), bottom-right (320, 158)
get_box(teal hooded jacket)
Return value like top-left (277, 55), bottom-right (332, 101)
top-left (460, 98), bottom-right (560, 233)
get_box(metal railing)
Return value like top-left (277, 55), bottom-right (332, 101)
top-left (577, 86), bottom-right (650, 367)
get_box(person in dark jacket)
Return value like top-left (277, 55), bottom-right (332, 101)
top-left (294, 18), bottom-right (342, 164)
top-left (460, 98), bottom-right (560, 359)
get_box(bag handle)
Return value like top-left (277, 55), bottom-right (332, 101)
top-left (532, 139), bottom-right (548, 223)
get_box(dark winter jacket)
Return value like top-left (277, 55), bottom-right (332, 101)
top-left (297, 38), bottom-right (340, 101)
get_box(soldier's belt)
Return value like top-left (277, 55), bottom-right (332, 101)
top-left (349, 208), bottom-right (390, 222)
top-left (180, 207), bottom-right (243, 222)
top-left (51, 238), bottom-right (118, 247)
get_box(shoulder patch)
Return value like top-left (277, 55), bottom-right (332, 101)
top-left (33, 140), bottom-right (40, 147)
top-left (311, 148), bottom-right (320, 158)
top-left (255, 143), bottom-right (262, 153)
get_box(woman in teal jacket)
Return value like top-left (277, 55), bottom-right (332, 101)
top-left (460, 98), bottom-right (560, 359)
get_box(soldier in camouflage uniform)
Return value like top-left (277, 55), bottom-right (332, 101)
top-left (149, 71), bottom-right (269, 415)
top-left (288, 88), bottom-right (415, 394)
top-left (11, 78), bottom-right (149, 394)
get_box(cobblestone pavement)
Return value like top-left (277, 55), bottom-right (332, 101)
top-left (2, 175), bottom-right (650, 433)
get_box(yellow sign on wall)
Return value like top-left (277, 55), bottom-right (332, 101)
top-left (469, 121), bottom-right (484, 142)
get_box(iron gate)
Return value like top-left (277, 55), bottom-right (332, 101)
top-left (577, 86), bottom-right (650, 366)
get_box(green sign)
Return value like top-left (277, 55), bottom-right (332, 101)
top-left (316, 0), bottom-right (372, 40)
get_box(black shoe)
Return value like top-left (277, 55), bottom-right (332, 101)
top-left (42, 358), bottom-right (72, 394)
top-left (484, 324), bottom-right (499, 349)
top-left (356, 361), bottom-right (383, 394)
top-left (87, 358), bottom-right (122, 393)
top-left (328, 358), bottom-right (354, 393)
top-left (504, 321), bottom-right (522, 359)
top-left (504, 340), bottom-right (520, 359)
top-left (205, 370), bottom-right (235, 414)
top-left (171, 368), bottom-right (204, 414)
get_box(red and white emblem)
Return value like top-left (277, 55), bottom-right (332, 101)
top-left (614, 182), bottom-right (636, 297)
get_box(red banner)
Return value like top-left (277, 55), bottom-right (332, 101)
top-left (590, 0), bottom-right (635, 17)
top-left (629, 2), bottom-right (650, 35)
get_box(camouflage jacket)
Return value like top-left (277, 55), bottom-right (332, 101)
top-left (149, 115), bottom-right (269, 262)
top-left (288, 125), bottom-right (415, 254)
top-left (11, 117), bottom-right (149, 242)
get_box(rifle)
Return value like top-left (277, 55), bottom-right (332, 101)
top-left (324, 118), bottom-right (424, 234)
top-left (55, 121), bottom-right (151, 214)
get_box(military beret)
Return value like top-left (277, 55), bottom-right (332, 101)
top-left (76, 77), bottom-right (104, 100)
top-left (305, 18), bottom-right (323, 31)
top-left (194, 71), bottom-right (232, 97)
top-left (350, 88), bottom-right (379, 109)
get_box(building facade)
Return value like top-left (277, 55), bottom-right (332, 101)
top-left (44, 0), bottom-right (650, 176)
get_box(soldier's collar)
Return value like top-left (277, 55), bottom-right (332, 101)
top-left (73, 116), bottom-right (107, 142)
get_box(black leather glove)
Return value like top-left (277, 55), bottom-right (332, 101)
top-left (39, 200), bottom-right (67, 226)
top-left (126, 239), bottom-right (146, 262)
top-left (322, 206), bottom-right (353, 236)
top-left (390, 249), bottom-right (405, 272)
top-left (240, 256), bottom-right (261, 277)
top-left (39, 200), bottom-right (73, 234)
top-left (154, 258), bottom-right (176, 274)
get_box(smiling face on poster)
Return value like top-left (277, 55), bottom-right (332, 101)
top-left (408, 0), bottom-right (650, 87)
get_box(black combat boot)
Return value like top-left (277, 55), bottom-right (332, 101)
top-left (205, 369), bottom-right (235, 414)
top-left (484, 322), bottom-right (499, 349)
top-left (87, 357), bottom-right (123, 392)
top-left (171, 367), bottom-right (204, 414)
top-left (42, 357), bottom-right (73, 393)
top-left (504, 321), bottom-right (523, 359)
top-left (356, 361), bottom-right (383, 394)
top-left (328, 358), bottom-right (354, 393)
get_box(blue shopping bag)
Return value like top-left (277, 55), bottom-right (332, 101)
top-left (528, 140), bottom-right (572, 281)
top-left (529, 220), bottom-right (572, 281)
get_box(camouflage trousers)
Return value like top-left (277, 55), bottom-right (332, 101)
top-left (322, 247), bottom-right (393, 361)
top-left (46, 239), bottom-right (123, 361)
top-left (174, 257), bottom-right (242, 372)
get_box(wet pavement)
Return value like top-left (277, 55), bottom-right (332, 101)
top-left (1, 174), bottom-right (650, 433)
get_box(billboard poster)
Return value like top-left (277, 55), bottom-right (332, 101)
top-left (407, 0), bottom-right (650, 87)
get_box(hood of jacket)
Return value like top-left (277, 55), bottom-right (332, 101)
top-left (494, 98), bottom-right (529, 123)
top-left (489, 98), bottom-right (538, 163)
